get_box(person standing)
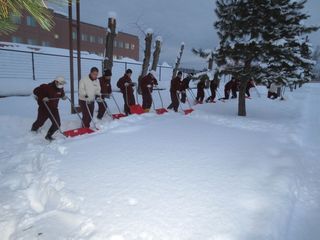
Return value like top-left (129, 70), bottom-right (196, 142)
top-left (206, 73), bottom-right (219, 103)
top-left (141, 70), bottom-right (158, 112)
top-left (196, 76), bottom-right (206, 104)
top-left (181, 74), bottom-right (192, 103)
top-left (79, 67), bottom-right (101, 128)
top-left (168, 71), bottom-right (183, 112)
top-left (117, 69), bottom-right (136, 115)
top-left (31, 76), bottom-right (67, 141)
top-left (97, 69), bottom-right (112, 119)
top-left (221, 77), bottom-right (237, 100)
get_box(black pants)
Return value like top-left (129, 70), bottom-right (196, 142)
top-left (142, 91), bottom-right (152, 110)
top-left (79, 100), bottom-right (94, 128)
top-left (31, 105), bottom-right (60, 137)
top-left (206, 90), bottom-right (216, 102)
top-left (224, 88), bottom-right (237, 99)
top-left (196, 89), bottom-right (205, 103)
top-left (268, 92), bottom-right (278, 99)
top-left (122, 92), bottom-right (136, 115)
top-left (168, 91), bottom-right (179, 112)
top-left (97, 100), bottom-right (107, 119)
top-left (181, 91), bottom-right (187, 103)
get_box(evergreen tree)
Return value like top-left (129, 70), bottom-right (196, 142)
top-left (214, 0), bottom-right (318, 116)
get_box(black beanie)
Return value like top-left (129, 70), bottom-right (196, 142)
top-left (126, 69), bottom-right (133, 74)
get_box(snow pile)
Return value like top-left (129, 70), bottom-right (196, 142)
top-left (0, 84), bottom-right (320, 239)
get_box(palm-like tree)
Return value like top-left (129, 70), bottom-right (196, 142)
top-left (0, 0), bottom-right (66, 35)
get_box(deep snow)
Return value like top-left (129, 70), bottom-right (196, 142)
top-left (0, 84), bottom-right (319, 240)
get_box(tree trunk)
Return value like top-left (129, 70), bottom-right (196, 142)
top-left (151, 38), bottom-right (162, 71)
top-left (103, 17), bottom-right (117, 71)
top-left (238, 60), bottom-right (251, 117)
top-left (138, 32), bottom-right (153, 94)
top-left (172, 42), bottom-right (185, 79)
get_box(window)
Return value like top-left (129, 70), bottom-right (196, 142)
top-left (89, 35), bottom-right (96, 43)
top-left (42, 41), bottom-right (50, 47)
top-left (131, 44), bottom-right (135, 50)
top-left (10, 14), bottom-right (21, 24)
top-left (81, 34), bottom-right (88, 41)
top-left (72, 31), bottom-right (77, 40)
top-left (125, 43), bottom-right (130, 49)
top-left (118, 41), bottom-right (124, 48)
top-left (113, 40), bottom-right (117, 48)
top-left (26, 16), bottom-right (37, 27)
top-left (98, 37), bottom-right (104, 44)
top-left (27, 38), bottom-right (38, 45)
top-left (12, 36), bottom-right (22, 43)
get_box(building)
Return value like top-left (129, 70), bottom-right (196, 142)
top-left (0, 9), bottom-right (139, 60)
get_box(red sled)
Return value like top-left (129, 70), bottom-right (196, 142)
top-left (130, 104), bottom-right (145, 115)
top-left (155, 108), bottom-right (168, 115)
top-left (63, 128), bottom-right (95, 138)
top-left (112, 113), bottom-right (127, 120)
top-left (183, 109), bottom-right (194, 115)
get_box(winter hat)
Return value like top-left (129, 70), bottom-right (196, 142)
top-left (104, 69), bottom-right (112, 77)
top-left (149, 70), bottom-right (157, 79)
top-left (55, 76), bottom-right (66, 85)
top-left (126, 69), bottom-right (133, 74)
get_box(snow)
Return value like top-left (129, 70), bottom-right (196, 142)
top-left (108, 11), bottom-right (117, 19)
top-left (0, 83), bottom-right (319, 239)
top-left (145, 28), bottom-right (154, 35)
top-left (155, 36), bottom-right (163, 43)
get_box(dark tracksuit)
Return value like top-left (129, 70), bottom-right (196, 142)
top-left (246, 81), bottom-right (255, 97)
top-left (196, 80), bottom-right (206, 103)
top-left (223, 80), bottom-right (237, 99)
top-left (97, 76), bottom-right (112, 119)
top-left (206, 80), bottom-right (218, 102)
top-left (31, 82), bottom-right (65, 138)
top-left (141, 74), bottom-right (158, 110)
top-left (168, 76), bottom-right (182, 112)
top-left (181, 77), bottom-right (191, 103)
top-left (117, 74), bottom-right (136, 115)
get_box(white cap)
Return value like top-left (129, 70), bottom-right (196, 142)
top-left (55, 76), bottom-right (66, 85)
top-left (149, 70), bottom-right (157, 79)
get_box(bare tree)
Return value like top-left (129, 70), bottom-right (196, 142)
top-left (172, 42), bottom-right (185, 78)
top-left (103, 14), bottom-right (117, 72)
top-left (151, 36), bottom-right (163, 71)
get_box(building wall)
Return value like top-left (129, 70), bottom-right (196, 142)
top-left (0, 10), bottom-right (139, 60)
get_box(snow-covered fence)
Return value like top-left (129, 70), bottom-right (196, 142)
top-left (0, 48), bottom-right (172, 96)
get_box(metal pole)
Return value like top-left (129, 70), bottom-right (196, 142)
top-left (76, 0), bottom-right (81, 96)
top-left (68, 0), bottom-right (75, 114)
top-left (31, 52), bottom-right (36, 80)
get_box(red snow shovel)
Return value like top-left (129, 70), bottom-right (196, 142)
top-left (43, 97), bottom-right (95, 138)
top-left (104, 94), bottom-right (127, 120)
top-left (126, 85), bottom-right (144, 115)
top-left (151, 87), bottom-right (168, 115)
top-left (177, 92), bottom-right (194, 115)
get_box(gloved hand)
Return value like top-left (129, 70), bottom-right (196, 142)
top-left (131, 82), bottom-right (137, 87)
top-left (61, 96), bottom-right (67, 100)
top-left (147, 84), bottom-right (152, 88)
top-left (43, 97), bottom-right (49, 102)
top-left (181, 90), bottom-right (186, 94)
top-left (96, 97), bottom-right (103, 103)
top-left (176, 91), bottom-right (181, 94)
top-left (124, 83), bottom-right (130, 87)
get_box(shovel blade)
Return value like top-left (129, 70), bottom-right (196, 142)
top-left (63, 128), bottom-right (95, 138)
top-left (130, 105), bottom-right (145, 115)
top-left (112, 113), bottom-right (127, 119)
top-left (184, 109), bottom-right (194, 115)
top-left (156, 108), bottom-right (168, 115)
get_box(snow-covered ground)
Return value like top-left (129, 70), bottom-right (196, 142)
top-left (0, 84), bottom-right (319, 240)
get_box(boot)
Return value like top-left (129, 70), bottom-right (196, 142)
top-left (45, 134), bottom-right (54, 141)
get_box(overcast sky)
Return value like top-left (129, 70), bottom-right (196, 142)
top-left (51, 0), bottom-right (320, 70)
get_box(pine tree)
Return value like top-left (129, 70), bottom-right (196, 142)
top-left (214, 0), bottom-right (318, 116)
